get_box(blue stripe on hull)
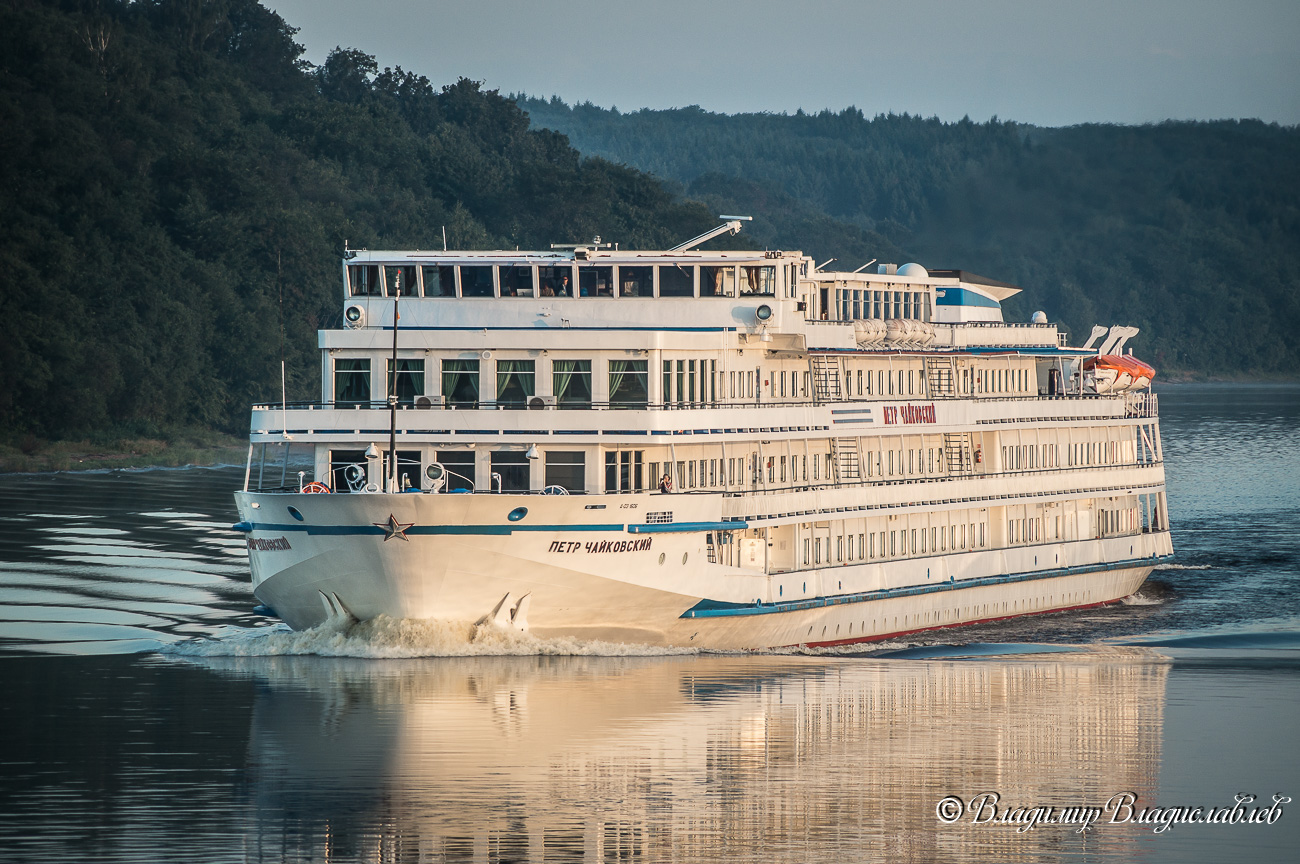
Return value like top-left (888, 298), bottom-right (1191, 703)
top-left (680, 555), bottom-right (1171, 618)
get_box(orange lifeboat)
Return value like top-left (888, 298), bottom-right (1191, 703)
top-left (1083, 355), bottom-right (1156, 393)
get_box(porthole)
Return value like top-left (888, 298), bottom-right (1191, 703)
top-left (507, 507), bottom-right (528, 522)
top-left (681, 553), bottom-right (688, 565)
top-left (287, 506), bottom-right (304, 522)
top-left (658, 553), bottom-right (666, 565)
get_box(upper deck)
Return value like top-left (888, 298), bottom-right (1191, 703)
top-left (336, 246), bottom-right (1069, 355)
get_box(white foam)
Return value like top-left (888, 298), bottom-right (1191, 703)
top-left (1153, 563), bottom-right (1212, 571)
top-left (1121, 592), bottom-right (1165, 606)
top-left (163, 614), bottom-right (700, 658)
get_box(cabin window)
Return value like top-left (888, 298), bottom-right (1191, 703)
top-left (496, 360), bottom-right (535, 408)
top-left (579, 266), bottom-right (612, 297)
top-left (609, 360), bottom-right (648, 408)
top-left (499, 264), bottom-right (535, 297)
top-left (605, 450), bottom-right (644, 492)
top-left (385, 265), bottom-right (416, 297)
top-left (329, 449), bottom-right (368, 492)
top-left (460, 265), bottom-right (494, 297)
top-left (382, 450), bottom-right (422, 490)
top-left (545, 451), bottom-right (585, 493)
top-left (436, 450), bottom-right (476, 492)
top-left (700, 265), bottom-right (735, 297)
top-left (334, 358), bottom-right (371, 406)
top-left (386, 359), bottom-right (424, 405)
top-left (441, 359), bottom-right (479, 408)
top-left (740, 266), bottom-right (776, 296)
top-left (539, 266), bottom-right (573, 297)
top-left (348, 265), bottom-right (381, 297)
top-left (421, 265), bottom-right (456, 297)
top-left (619, 266), bottom-right (652, 297)
top-left (490, 452), bottom-right (530, 492)
top-left (553, 360), bottom-right (591, 408)
top-left (658, 264), bottom-right (694, 297)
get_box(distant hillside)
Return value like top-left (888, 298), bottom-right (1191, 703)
top-left (0, 0), bottom-right (715, 443)
top-left (518, 97), bottom-right (1300, 375)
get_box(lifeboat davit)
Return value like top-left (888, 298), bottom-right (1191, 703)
top-left (1083, 355), bottom-right (1156, 393)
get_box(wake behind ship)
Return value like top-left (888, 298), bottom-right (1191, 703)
top-left (233, 219), bottom-right (1173, 649)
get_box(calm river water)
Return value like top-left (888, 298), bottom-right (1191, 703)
top-left (1, 383), bottom-right (1297, 863)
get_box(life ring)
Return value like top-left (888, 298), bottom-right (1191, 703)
top-left (302, 482), bottom-right (332, 494)
top-left (973, 448), bottom-right (983, 464)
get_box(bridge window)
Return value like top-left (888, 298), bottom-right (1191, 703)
top-left (348, 265), bottom-right (381, 297)
top-left (422, 265), bottom-right (456, 297)
top-left (553, 360), bottom-right (591, 408)
top-left (334, 358), bottom-right (371, 406)
top-left (609, 360), bottom-right (648, 408)
top-left (500, 264), bottom-right (535, 297)
top-left (579, 265), bottom-right (612, 297)
top-left (441, 359), bottom-right (479, 408)
top-left (460, 265), bottom-right (494, 297)
top-left (740, 266), bottom-right (775, 296)
top-left (658, 264), bottom-right (694, 297)
top-left (701, 265), bottom-right (735, 297)
top-left (539, 266), bottom-right (573, 297)
top-left (385, 265), bottom-right (416, 297)
top-left (619, 266), bottom-right (652, 297)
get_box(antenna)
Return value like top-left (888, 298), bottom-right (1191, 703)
top-left (277, 250), bottom-right (292, 441)
top-left (669, 216), bottom-right (752, 253)
top-left (442, 226), bottom-right (447, 251)
top-left (852, 259), bottom-right (878, 273)
top-left (815, 258), bottom-right (836, 271)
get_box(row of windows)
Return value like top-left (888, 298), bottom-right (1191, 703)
top-left (803, 521), bottom-right (987, 567)
top-left (977, 367), bottom-right (1033, 395)
top-left (327, 449), bottom-right (587, 494)
top-left (334, 358), bottom-right (648, 409)
top-left (835, 289), bottom-right (933, 322)
top-left (347, 262), bottom-right (783, 299)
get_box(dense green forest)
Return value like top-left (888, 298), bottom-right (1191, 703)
top-left (3, 1), bottom-right (1296, 449)
top-left (518, 97), bottom-right (1300, 374)
top-left (0, 0), bottom-right (714, 443)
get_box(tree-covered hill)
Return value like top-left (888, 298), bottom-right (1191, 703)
top-left (518, 97), bottom-right (1300, 375)
top-left (0, 0), bottom-right (713, 443)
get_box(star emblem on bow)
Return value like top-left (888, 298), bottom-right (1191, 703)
top-left (373, 513), bottom-right (415, 542)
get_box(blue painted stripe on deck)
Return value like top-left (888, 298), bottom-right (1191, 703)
top-left (934, 287), bottom-right (1001, 308)
top-left (627, 521), bottom-right (749, 534)
top-left (679, 555), bottom-right (1173, 618)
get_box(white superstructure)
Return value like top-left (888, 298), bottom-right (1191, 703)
top-left (233, 225), bottom-right (1173, 649)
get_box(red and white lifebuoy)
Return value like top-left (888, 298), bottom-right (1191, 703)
top-left (302, 482), bottom-right (332, 494)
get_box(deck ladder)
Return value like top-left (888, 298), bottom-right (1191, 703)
top-left (810, 355), bottom-right (842, 403)
top-left (925, 358), bottom-right (956, 397)
top-left (943, 432), bottom-right (973, 474)
top-left (832, 438), bottom-right (861, 482)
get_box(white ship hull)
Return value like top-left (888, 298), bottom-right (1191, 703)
top-left (237, 489), bottom-right (1171, 650)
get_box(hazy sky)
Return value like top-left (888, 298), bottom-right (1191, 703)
top-left (267, 0), bottom-right (1300, 127)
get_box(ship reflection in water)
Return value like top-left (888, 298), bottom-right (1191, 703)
top-left (193, 652), bottom-right (1167, 863)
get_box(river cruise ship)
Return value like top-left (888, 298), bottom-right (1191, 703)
top-left (233, 219), bottom-right (1173, 649)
